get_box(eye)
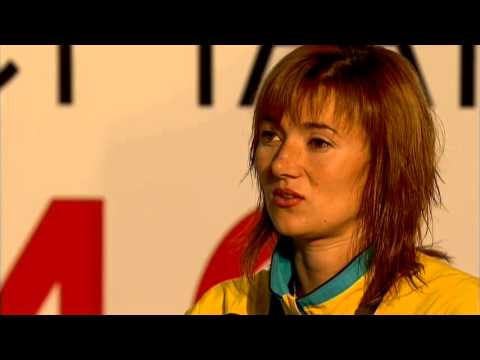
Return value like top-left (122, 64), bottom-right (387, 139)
top-left (260, 130), bottom-right (281, 144)
top-left (308, 138), bottom-right (331, 151)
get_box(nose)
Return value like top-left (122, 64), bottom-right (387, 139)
top-left (270, 139), bottom-right (302, 179)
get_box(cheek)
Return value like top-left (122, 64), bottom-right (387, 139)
top-left (309, 159), bottom-right (368, 207)
top-left (308, 160), bottom-right (346, 193)
top-left (254, 148), bottom-right (272, 178)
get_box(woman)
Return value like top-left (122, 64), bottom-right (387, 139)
top-left (187, 45), bottom-right (480, 315)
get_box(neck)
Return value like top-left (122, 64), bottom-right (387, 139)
top-left (292, 235), bottom-right (358, 296)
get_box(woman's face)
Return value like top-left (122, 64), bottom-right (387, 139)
top-left (255, 100), bottom-right (370, 244)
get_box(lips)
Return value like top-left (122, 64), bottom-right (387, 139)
top-left (272, 187), bottom-right (304, 208)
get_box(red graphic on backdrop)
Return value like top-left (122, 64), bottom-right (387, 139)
top-left (0, 200), bottom-right (103, 315)
top-left (193, 209), bottom-right (275, 302)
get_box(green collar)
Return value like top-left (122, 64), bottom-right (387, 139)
top-left (270, 239), bottom-right (372, 309)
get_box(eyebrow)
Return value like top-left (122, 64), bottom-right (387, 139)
top-left (261, 118), bottom-right (338, 135)
top-left (301, 121), bottom-right (338, 134)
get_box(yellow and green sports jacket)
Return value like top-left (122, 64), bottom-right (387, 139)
top-left (187, 246), bottom-right (480, 315)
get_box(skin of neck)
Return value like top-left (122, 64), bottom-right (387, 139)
top-left (291, 231), bottom-right (359, 296)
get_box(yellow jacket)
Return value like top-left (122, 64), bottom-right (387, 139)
top-left (187, 248), bottom-right (480, 315)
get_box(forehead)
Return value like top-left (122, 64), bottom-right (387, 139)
top-left (260, 94), bottom-right (358, 136)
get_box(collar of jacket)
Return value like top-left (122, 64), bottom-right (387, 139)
top-left (270, 238), bottom-right (373, 309)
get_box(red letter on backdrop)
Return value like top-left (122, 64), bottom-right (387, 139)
top-left (194, 210), bottom-right (275, 303)
top-left (0, 200), bottom-right (103, 315)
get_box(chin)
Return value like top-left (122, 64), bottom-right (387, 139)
top-left (271, 217), bottom-right (307, 238)
top-left (270, 215), bottom-right (333, 241)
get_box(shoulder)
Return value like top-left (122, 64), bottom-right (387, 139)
top-left (185, 270), bottom-right (270, 315)
top-left (418, 253), bottom-right (479, 288)
top-left (391, 253), bottom-right (480, 314)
